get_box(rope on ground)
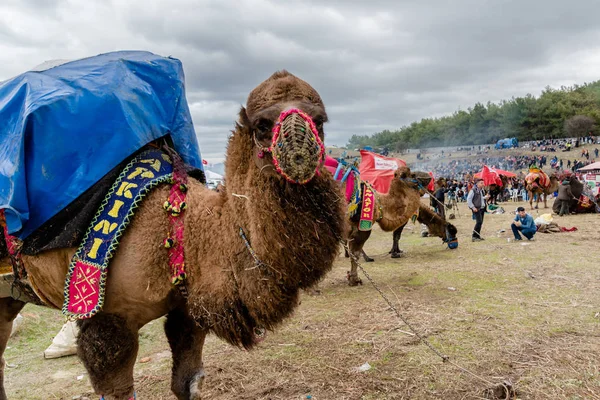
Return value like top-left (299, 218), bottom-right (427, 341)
top-left (342, 240), bottom-right (512, 395)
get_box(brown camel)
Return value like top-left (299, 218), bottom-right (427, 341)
top-left (353, 173), bottom-right (457, 261)
top-left (526, 175), bottom-right (559, 209)
top-left (0, 71), bottom-right (346, 400)
top-left (346, 167), bottom-right (457, 286)
top-left (487, 175), bottom-right (509, 205)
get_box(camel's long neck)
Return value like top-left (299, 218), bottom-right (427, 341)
top-left (376, 181), bottom-right (417, 232)
top-left (191, 133), bottom-right (345, 349)
top-left (416, 206), bottom-right (446, 238)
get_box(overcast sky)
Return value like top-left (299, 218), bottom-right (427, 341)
top-left (2, 0), bottom-right (600, 162)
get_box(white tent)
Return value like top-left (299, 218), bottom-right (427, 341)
top-left (578, 162), bottom-right (600, 172)
top-left (204, 170), bottom-right (224, 180)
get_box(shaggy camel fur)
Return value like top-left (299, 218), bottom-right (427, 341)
top-left (527, 175), bottom-right (559, 209)
top-left (346, 167), bottom-right (423, 286)
top-left (0, 71), bottom-right (346, 400)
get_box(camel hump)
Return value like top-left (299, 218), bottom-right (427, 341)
top-left (246, 71), bottom-right (324, 118)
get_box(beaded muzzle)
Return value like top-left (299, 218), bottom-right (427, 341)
top-left (255, 108), bottom-right (325, 184)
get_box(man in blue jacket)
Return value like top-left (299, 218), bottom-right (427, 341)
top-left (511, 206), bottom-right (537, 241)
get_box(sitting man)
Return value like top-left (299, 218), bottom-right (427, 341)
top-left (511, 206), bottom-right (537, 241)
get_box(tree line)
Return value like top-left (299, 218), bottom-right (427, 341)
top-left (347, 81), bottom-right (600, 152)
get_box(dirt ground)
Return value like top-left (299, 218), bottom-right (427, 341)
top-left (4, 199), bottom-right (599, 399)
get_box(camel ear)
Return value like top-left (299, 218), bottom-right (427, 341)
top-left (236, 106), bottom-right (252, 135)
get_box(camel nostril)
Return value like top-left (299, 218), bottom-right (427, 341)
top-left (294, 154), bottom-right (304, 165)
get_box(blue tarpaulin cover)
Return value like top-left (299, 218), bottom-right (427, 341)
top-left (0, 51), bottom-right (203, 239)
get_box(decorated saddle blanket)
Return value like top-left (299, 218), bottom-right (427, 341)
top-left (525, 170), bottom-right (550, 188)
top-left (0, 51), bottom-right (203, 240)
top-left (63, 148), bottom-right (190, 319)
top-left (324, 156), bottom-right (382, 228)
top-left (0, 144), bottom-right (204, 260)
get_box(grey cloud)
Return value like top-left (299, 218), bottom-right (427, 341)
top-left (2, 0), bottom-right (600, 162)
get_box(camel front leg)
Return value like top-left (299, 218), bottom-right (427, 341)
top-left (347, 230), bottom-right (369, 286)
top-left (529, 193), bottom-right (534, 210)
top-left (165, 307), bottom-right (207, 400)
top-left (77, 313), bottom-right (139, 400)
top-left (0, 297), bottom-right (26, 400)
top-left (389, 224), bottom-right (406, 258)
top-left (360, 250), bottom-right (374, 262)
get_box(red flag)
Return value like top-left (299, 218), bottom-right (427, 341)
top-left (358, 151), bottom-right (406, 193)
top-left (202, 159), bottom-right (208, 165)
top-left (479, 165), bottom-right (502, 186)
top-left (427, 172), bottom-right (435, 192)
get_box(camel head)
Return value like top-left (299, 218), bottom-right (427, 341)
top-left (392, 167), bottom-right (431, 194)
top-left (443, 222), bottom-right (459, 249)
top-left (234, 70), bottom-right (327, 184)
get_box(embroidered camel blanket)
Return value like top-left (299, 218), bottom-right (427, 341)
top-left (0, 51), bottom-right (203, 239)
top-left (525, 170), bottom-right (551, 188)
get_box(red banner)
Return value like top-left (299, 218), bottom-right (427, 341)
top-left (358, 151), bottom-right (406, 194)
top-left (474, 165), bottom-right (516, 187)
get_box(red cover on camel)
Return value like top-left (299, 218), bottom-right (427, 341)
top-left (358, 150), bottom-right (406, 194)
top-left (525, 170), bottom-right (550, 188)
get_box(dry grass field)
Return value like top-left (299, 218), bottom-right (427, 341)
top-left (4, 199), bottom-right (599, 399)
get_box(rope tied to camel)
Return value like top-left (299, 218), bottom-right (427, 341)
top-left (295, 184), bottom-right (508, 396)
top-left (237, 227), bottom-right (286, 282)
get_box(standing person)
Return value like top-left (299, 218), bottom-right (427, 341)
top-left (467, 178), bottom-right (487, 242)
top-left (511, 207), bottom-right (537, 241)
top-left (432, 180), bottom-right (446, 220)
top-left (557, 178), bottom-right (573, 216)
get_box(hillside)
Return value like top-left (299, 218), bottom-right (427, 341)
top-left (347, 81), bottom-right (600, 151)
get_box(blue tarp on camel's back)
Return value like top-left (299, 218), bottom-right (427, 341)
top-left (0, 50), bottom-right (203, 239)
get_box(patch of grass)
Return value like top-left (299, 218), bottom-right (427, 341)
top-left (6, 200), bottom-right (600, 399)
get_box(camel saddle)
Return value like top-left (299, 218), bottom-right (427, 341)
top-left (0, 51), bottom-right (203, 241)
top-left (525, 170), bottom-right (550, 189)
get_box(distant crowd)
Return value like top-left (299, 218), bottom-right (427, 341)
top-left (417, 151), bottom-right (598, 181)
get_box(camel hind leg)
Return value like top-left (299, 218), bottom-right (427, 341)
top-left (0, 297), bottom-right (25, 400)
top-left (165, 307), bottom-right (207, 400)
top-left (77, 313), bottom-right (138, 400)
top-left (347, 229), bottom-right (370, 286)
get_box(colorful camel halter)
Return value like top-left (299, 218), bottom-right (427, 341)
top-left (444, 225), bottom-right (458, 249)
top-left (63, 148), bottom-right (188, 319)
top-left (255, 108), bottom-right (325, 184)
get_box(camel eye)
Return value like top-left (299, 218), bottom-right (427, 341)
top-left (256, 119), bottom-right (272, 134)
top-left (313, 117), bottom-right (324, 130)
